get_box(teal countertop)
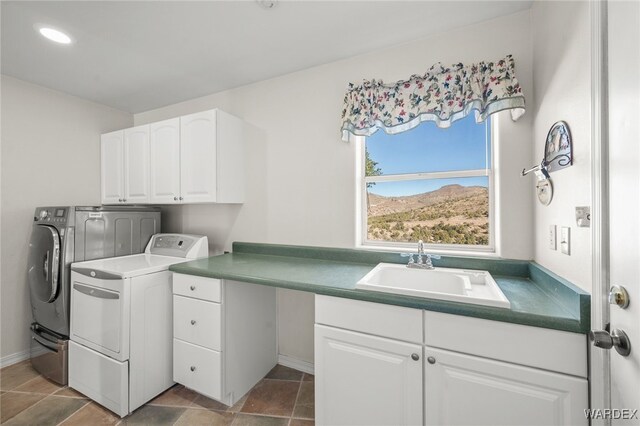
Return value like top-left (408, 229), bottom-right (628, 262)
top-left (170, 242), bottom-right (590, 334)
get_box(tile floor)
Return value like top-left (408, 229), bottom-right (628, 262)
top-left (0, 361), bottom-right (314, 426)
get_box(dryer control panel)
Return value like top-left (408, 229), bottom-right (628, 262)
top-left (33, 207), bottom-right (69, 225)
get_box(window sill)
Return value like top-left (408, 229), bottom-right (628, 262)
top-left (355, 243), bottom-right (502, 259)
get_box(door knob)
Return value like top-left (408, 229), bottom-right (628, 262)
top-left (179, 197), bottom-right (184, 201)
top-left (411, 353), bottom-right (420, 361)
top-left (191, 320), bottom-right (196, 325)
top-left (590, 329), bottom-right (631, 356)
top-left (609, 285), bottom-right (630, 309)
top-left (190, 366), bottom-right (196, 372)
top-left (190, 285), bottom-right (196, 291)
top-left (174, 197), bottom-right (178, 201)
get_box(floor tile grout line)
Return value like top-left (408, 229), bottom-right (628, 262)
top-left (54, 399), bottom-right (91, 426)
top-left (291, 378), bottom-right (304, 420)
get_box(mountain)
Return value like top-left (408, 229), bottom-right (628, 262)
top-left (368, 184), bottom-right (487, 217)
top-left (366, 184), bottom-right (489, 245)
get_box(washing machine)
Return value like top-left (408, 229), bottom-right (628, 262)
top-left (27, 206), bottom-right (160, 384)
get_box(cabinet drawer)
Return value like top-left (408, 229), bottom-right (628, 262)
top-left (173, 273), bottom-right (221, 302)
top-left (173, 295), bottom-right (222, 351)
top-left (424, 311), bottom-right (588, 378)
top-left (315, 295), bottom-right (423, 344)
top-left (174, 339), bottom-right (222, 401)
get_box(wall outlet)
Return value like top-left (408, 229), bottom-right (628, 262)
top-left (549, 225), bottom-right (557, 250)
top-left (576, 206), bottom-right (591, 227)
top-left (560, 226), bottom-right (571, 255)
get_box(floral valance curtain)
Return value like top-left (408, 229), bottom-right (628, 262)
top-left (340, 55), bottom-right (525, 142)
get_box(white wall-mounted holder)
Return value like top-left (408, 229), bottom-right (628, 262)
top-left (522, 161), bottom-right (553, 205)
top-left (522, 121), bottom-right (573, 206)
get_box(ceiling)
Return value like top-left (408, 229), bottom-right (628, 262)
top-left (1, 1), bottom-right (532, 113)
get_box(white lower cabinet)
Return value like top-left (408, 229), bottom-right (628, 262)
top-left (172, 274), bottom-right (277, 406)
top-left (315, 325), bottom-right (423, 426)
top-left (315, 295), bottom-right (589, 426)
top-left (425, 347), bottom-right (588, 426)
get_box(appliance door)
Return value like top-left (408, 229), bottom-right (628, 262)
top-left (70, 271), bottom-right (129, 361)
top-left (30, 324), bottom-right (68, 385)
top-left (28, 225), bottom-right (61, 303)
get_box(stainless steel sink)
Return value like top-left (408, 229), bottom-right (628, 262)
top-left (356, 263), bottom-right (511, 309)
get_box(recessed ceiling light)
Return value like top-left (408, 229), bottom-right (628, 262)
top-left (38, 27), bottom-right (72, 44)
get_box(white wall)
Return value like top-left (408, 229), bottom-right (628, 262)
top-left (531, 1), bottom-right (592, 292)
top-left (135, 12), bottom-right (534, 363)
top-left (0, 75), bottom-right (132, 361)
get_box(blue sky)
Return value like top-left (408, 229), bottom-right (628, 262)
top-left (366, 115), bottom-right (490, 197)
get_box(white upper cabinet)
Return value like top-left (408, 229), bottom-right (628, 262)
top-left (180, 109), bottom-right (244, 204)
top-left (103, 109), bottom-right (244, 205)
top-left (101, 126), bottom-right (150, 205)
top-left (100, 130), bottom-right (125, 204)
top-left (180, 111), bottom-right (217, 203)
top-left (149, 118), bottom-right (181, 204)
top-left (123, 126), bottom-right (150, 203)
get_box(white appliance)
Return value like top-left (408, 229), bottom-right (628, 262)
top-left (68, 234), bottom-right (208, 417)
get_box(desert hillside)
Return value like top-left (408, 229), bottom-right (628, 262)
top-left (367, 184), bottom-right (489, 245)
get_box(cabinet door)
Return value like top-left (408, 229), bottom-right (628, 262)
top-left (100, 130), bottom-right (124, 204)
top-left (180, 110), bottom-right (217, 203)
top-left (149, 118), bottom-right (181, 204)
top-left (315, 325), bottom-right (422, 426)
top-left (123, 125), bottom-right (150, 203)
top-left (425, 346), bottom-right (588, 426)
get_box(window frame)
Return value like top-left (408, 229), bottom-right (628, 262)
top-left (357, 118), bottom-right (496, 254)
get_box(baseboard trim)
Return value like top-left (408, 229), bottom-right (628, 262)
top-left (2, 349), bottom-right (29, 368)
top-left (277, 354), bottom-right (314, 375)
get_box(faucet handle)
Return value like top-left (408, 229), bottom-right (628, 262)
top-left (427, 254), bottom-right (441, 260)
top-left (401, 253), bottom-right (415, 264)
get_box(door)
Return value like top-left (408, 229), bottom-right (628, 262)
top-left (101, 130), bottom-right (124, 204)
top-left (149, 118), bottom-right (181, 203)
top-left (123, 125), bottom-right (150, 203)
top-left (27, 225), bottom-right (60, 303)
top-left (70, 272), bottom-right (128, 361)
top-left (424, 347), bottom-right (588, 426)
top-left (180, 110), bottom-right (217, 203)
top-left (314, 324), bottom-right (422, 426)
top-left (607, 1), bottom-right (640, 423)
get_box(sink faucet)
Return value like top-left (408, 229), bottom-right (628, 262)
top-left (402, 240), bottom-right (441, 270)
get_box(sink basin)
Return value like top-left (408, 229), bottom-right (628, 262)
top-left (356, 263), bottom-right (511, 309)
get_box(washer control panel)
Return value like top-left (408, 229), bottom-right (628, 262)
top-left (145, 234), bottom-right (209, 259)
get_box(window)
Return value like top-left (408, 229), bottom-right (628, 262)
top-left (360, 114), bottom-right (493, 251)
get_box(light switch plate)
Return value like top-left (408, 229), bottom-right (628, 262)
top-left (576, 206), bottom-right (591, 227)
top-left (549, 225), bottom-right (557, 250)
top-left (560, 227), bottom-right (570, 255)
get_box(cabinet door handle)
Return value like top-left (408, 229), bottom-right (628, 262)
top-left (174, 196), bottom-right (178, 201)
top-left (123, 198), bottom-right (127, 202)
top-left (427, 356), bottom-right (436, 364)
top-left (411, 353), bottom-right (420, 361)
top-left (190, 366), bottom-right (196, 372)
top-left (190, 320), bottom-right (196, 325)
top-left (118, 199), bottom-right (123, 202)
top-left (190, 285), bottom-right (196, 291)
top-left (179, 197), bottom-right (184, 201)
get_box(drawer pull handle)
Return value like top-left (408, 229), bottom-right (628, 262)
top-left (191, 320), bottom-right (196, 325)
top-left (427, 356), bottom-right (436, 364)
top-left (190, 285), bottom-right (196, 291)
top-left (411, 353), bottom-right (420, 361)
top-left (190, 366), bottom-right (196, 372)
